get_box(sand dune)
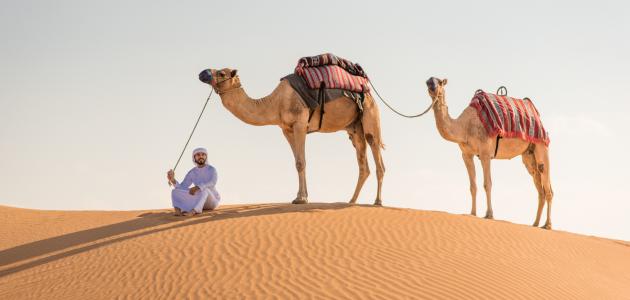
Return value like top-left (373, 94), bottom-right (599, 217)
top-left (1, 203), bottom-right (629, 299)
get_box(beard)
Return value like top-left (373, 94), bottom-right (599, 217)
top-left (195, 158), bottom-right (206, 165)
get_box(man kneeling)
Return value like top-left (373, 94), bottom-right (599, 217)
top-left (167, 147), bottom-right (221, 216)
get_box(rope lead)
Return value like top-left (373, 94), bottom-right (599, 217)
top-left (171, 90), bottom-right (213, 175)
top-left (369, 81), bottom-right (434, 118)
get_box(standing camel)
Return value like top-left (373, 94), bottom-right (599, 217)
top-left (425, 77), bottom-right (553, 229)
top-left (198, 68), bottom-right (385, 205)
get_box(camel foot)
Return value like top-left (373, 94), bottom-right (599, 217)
top-left (532, 221), bottom-right (540, 227)
top-left (173, 208), bottom-right (182, 216)
top-left (373, 199), bottom-right (382, 206)
top-left (543, 223), bottom-right (552, 230)
top-left (470, 211), bottom-right (477, 217)
top-left (348, 198), bottom-right (358, 204)
top-left (292, 197), bottom-right (308, 204)
top-left (484, 212), bottom-right (494, 219)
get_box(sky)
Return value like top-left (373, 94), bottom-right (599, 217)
top-left (1, 0), bottom-right (629, 240)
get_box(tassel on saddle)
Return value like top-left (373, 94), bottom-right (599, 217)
top-left (307, 81), bottom-right (326, 133)
top-left (494, 135), bottom-right (502, 158)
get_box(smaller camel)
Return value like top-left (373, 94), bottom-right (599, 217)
top-left (425, 77), bottom-right (554, 229)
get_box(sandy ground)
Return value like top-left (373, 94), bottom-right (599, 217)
top-left (1, 203), bottom-right (629, 299)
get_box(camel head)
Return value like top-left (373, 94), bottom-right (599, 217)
top-left (198, 68), bottom-right (240, 94)
top-left (426, 77), bottom-right (448, 101)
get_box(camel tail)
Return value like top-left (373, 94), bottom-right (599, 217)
top-left (373, 128), bottom-right (386, 150)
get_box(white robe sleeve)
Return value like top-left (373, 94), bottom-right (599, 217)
top-left (174, 170), bottom-right (194, 189)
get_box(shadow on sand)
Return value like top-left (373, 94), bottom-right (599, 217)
top-left (0, 202), bottom-right (370, 278)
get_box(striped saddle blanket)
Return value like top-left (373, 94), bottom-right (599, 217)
top-left (294, 53), bottom-right (370, 93)
top-left (469, 91), bottom-right (550, 145)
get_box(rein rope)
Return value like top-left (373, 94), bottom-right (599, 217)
top-left (171, 90), bottom-right (213, 175)
top-left (369, 81), bottom-right (434, 118)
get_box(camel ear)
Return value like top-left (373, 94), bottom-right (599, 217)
top-left (441, 78), bottom-right (448, 86)
top-left (231, 69), bottom-right (238, 77)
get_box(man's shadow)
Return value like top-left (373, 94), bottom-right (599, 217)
top-left (0, 202), bottom-right (364, 277)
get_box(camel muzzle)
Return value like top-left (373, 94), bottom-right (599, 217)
top-left (199, 70), bottom-right (213, 84)
top-left (426, 78), bottom-right (437, 92)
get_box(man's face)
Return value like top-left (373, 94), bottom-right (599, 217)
top-left (194, 152), bottom-right (207, 165)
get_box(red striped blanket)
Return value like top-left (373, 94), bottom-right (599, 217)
top-left (469, 91), bottom-right (550, 146)
top-left (295, 53), bottom-right (368, 78)
top-left (297, 65), bottom-right (370, 93)
top-left (294, 53), bottom-right (370, 93)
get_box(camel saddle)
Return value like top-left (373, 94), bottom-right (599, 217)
top-left (469, 90), bottom-right (550, 146)
top-left (281, 54), bottom-right (370, 132)
top-left (295, 53), bottom-right (368, 79)
top-left (281, 74), bottom-right (365, 111)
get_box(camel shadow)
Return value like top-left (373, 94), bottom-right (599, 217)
top-left (0, 202), bottom-right (367, 277)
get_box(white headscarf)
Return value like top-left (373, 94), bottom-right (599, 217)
top-left (192, 147), bottom-right (208, 164)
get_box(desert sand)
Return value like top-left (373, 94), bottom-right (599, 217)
top-left (1, 203), bottom-right (629, 299)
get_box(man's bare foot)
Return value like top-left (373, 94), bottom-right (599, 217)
top-left (174, 208), bottom-right (182, 216)
top-left (183, 210), bottom-right (198, 217)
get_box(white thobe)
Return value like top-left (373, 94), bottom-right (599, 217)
top-left (171, 165), bottom-right (221, 213)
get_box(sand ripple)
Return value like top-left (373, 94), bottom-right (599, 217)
top-left (1, 204), bottom-right (629, 299)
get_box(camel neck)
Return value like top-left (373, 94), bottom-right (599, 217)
top-left (219, 85), bottom-right (279, 126)
top-left (432, 93), bottom-right (462, 143)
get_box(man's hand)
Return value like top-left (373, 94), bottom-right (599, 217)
top-left (189, 186), bottom-right (200, 195)
top-left (167, 169), bottom-right (176, 185)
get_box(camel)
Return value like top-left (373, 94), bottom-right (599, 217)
top-left (198, 68), bottom-right (385, 205)
top-left (425, 77), bottom-right (554, 229)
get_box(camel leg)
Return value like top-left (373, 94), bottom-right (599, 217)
top-left (361, 103), bottom-right (385, 206)
top-left (479, 156), bottom-right (493, 219)
top-left (347, 122), bottom-right (370, 204)
top-left (522, 151), bottom-right (545, 227)
top-left (534, 145), bottom-right (553, 229)
top-left (462, 153), bottom-right (477, 216)
top-left (282, 126), bottom-right (308, 204)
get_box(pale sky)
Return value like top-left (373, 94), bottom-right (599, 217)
top-left (1, 0), bottom-right (629, 240)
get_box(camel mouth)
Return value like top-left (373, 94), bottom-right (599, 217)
top-left (199, 70), bottom-right (213, 84)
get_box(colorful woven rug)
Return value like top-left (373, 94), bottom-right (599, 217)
top-left (294, 53), bottom-right (370, 93)
top-left (469, 91), bottom-right (550, 146)
top-left (295, 53), bottom-right (367, 78)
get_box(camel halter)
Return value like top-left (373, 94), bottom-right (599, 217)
top-left (212, 75), bottom-right (242, 95)
top-left (369, 81), bottom-right (435, 118)
top-left (169, 90), bottom-right (213, 185)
